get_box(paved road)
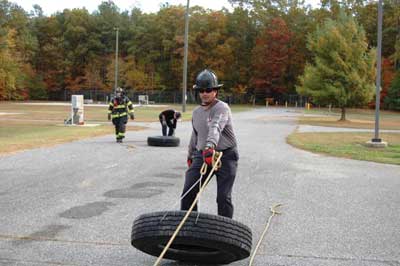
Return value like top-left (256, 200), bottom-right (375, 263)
top-left (1, 108), bottom-right (399, 266)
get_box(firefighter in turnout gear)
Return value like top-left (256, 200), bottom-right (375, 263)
top-left (108, 87), bottom-right (134, 143)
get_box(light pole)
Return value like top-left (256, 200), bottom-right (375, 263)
top-left (182, 0), bottom-right (190, 113)
top-left (369, 0), bottom-right (387, 147)
top-left (114, 27), bottom-right (119, 93)
top-left (372, 0), bottom-right (383, 142)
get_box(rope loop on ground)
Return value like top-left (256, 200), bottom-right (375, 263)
top-left (248, 203), bottom-right (283, 266)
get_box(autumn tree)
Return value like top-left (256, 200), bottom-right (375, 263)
top-left (33, 14), bottom-right (65, 93)
top-left (297, 11), bottom-right (375, 120)
top-left (0, 0), bottom-right (44, 99)
top-left (252, 17), bottom-right (292, 101)
top-left (1, 0), bottom-right (399, 103)
top-left (0, 29), bottom-right (18, 99)
top-left (384, 72), bottom-right (400, 110)
top-left (381, 58), bottom-right (396, 106)
top-left (225, 7), bottom-right (256, 92)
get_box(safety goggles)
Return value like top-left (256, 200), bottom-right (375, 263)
top-left (198, 88), bottom-right (214, 93)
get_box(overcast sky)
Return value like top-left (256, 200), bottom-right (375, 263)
top-left (12, 0), bottom-right (320, 15)
top-left (13, 0), bottom-right (232, 14)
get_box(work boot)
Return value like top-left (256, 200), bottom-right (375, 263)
top-left (116, 138), bottom-right (122, 143)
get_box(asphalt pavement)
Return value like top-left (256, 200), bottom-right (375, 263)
top-left (0, 107), bottom-right (399, 266)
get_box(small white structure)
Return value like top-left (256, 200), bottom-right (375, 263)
top-left (71, 95), bottom-right (84, 125)
top-left (138, 95), bottom-right (149, 105)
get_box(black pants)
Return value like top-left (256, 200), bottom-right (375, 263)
top-left (160, 119), bottom-right (175, 136)
top-left (112, 116), bottom-right (127, 139)
top-left (181, 148), bottom-right (239, 218)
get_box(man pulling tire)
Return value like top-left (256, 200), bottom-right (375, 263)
top-left (147, 110), bottom-right (181, 147)
top-left (182, 69), bottom-right (239, 218)
top-left (132, 69), bottom-right (250, 264)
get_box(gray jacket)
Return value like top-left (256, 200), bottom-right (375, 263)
top-left (188, 100), bottom-right (237, 158)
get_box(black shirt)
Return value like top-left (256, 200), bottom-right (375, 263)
top-left (159, 109), bottom-right (176, 120)
top-left (159, 109), bottom-right (177, 128)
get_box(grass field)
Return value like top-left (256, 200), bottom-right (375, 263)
top-left (0, 121), bottom-right (146, 155)
top-left (301, 108), bottom-right (400, 130)
top-left (287, 132), bottom-right (400, 165)
top-left (0, 102), bottom-right (252, 155)
top-left (289, 107), bottom-right (400, 165)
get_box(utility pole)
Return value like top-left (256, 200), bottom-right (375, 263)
top-left (368, 0), bottom-right (387, 147)
top-left (373, 0), bottom-right (383, 142)
top-left (114, 27), bottom-right (119, 93)
top-left (182, 0), bottom-right (190, 113)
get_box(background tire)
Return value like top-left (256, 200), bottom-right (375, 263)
top-left (131, 211), bottom-right (252, 264)
top-left (147, 136), bottom-right (180, 147)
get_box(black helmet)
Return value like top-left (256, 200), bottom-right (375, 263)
top-left (115, 87), bottom-right (125, 97)
top-left (193, 69), bottom-right (223, 90)
top-left (175, 111), bottom-right (181, 119)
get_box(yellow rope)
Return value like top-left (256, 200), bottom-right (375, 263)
top-left (200, 151), bottom-right (222, 175)
top-left (248, 204), bottom-right (283, 266)
top-left (153, 152), bottom-right (223, 266)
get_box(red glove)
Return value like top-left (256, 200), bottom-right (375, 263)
top-left (202, 148), bottom-right (215, 166)
top-left (187, 158), bottom-right (192, 167)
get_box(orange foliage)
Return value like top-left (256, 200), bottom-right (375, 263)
top-left (252, 17), bottom-right (293, 96)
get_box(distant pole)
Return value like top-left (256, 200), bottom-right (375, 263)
top-left (372, 0), bottom-right (383, 142)
top-left (114, 27), bottom-right (119, 93)
top-left (182, 0), bottom-right (190, 113)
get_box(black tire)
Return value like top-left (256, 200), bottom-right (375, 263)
top-left (131, 211), bottom-right (252, 264)
top-left (147, 136), bottom-right (180, 147)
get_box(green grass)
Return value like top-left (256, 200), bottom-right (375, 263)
top-left (0, 102), bottom-right (252, 122)
top-left (0, 102), bottom-right (253, 155)
top-left (0, 121), bottom-right (144, 155)
top-left (287, 132), bottom-right (400, 165)
top-left (302, 107), bottom-right (400, 130)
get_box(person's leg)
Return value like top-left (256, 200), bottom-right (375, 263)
top-left (215, 149), bottom-right (238, 218)
top-left (181, 151), bottom-right (210, 212)
top-left (159, 118), bottom-right (167, 136)
top-left (120, 116), bottom-right (127, 140)
top-left (112, 118), bottom-right (120, 142)
top-left (166, 120), bottom-right (174, 136)
top-left (168, 126), bottom-right (175, 136)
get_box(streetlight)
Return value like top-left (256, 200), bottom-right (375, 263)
top-left (182, 0), bottom-right (190, 113)
top-left (369, 0), bottom-right (387, 147)
top-left (114, 27), bottom-right (119, 93)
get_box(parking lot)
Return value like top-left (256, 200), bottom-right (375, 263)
top-left (0, 108), bottom-right (399, 266)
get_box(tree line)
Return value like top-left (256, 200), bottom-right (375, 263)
top-left (0, 0), bottom-right (399, 110)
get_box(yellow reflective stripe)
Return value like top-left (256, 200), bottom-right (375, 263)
top-left (111, 112), bottom-right (127, 118)
top-left (127, 101), bottom-right (132, 105)
top-left (108, 111), bottom-right (112, 114)
top-left (115, 105), bottom-right (126, 108)
top-left (109, 103), bottom-right (114, 106)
